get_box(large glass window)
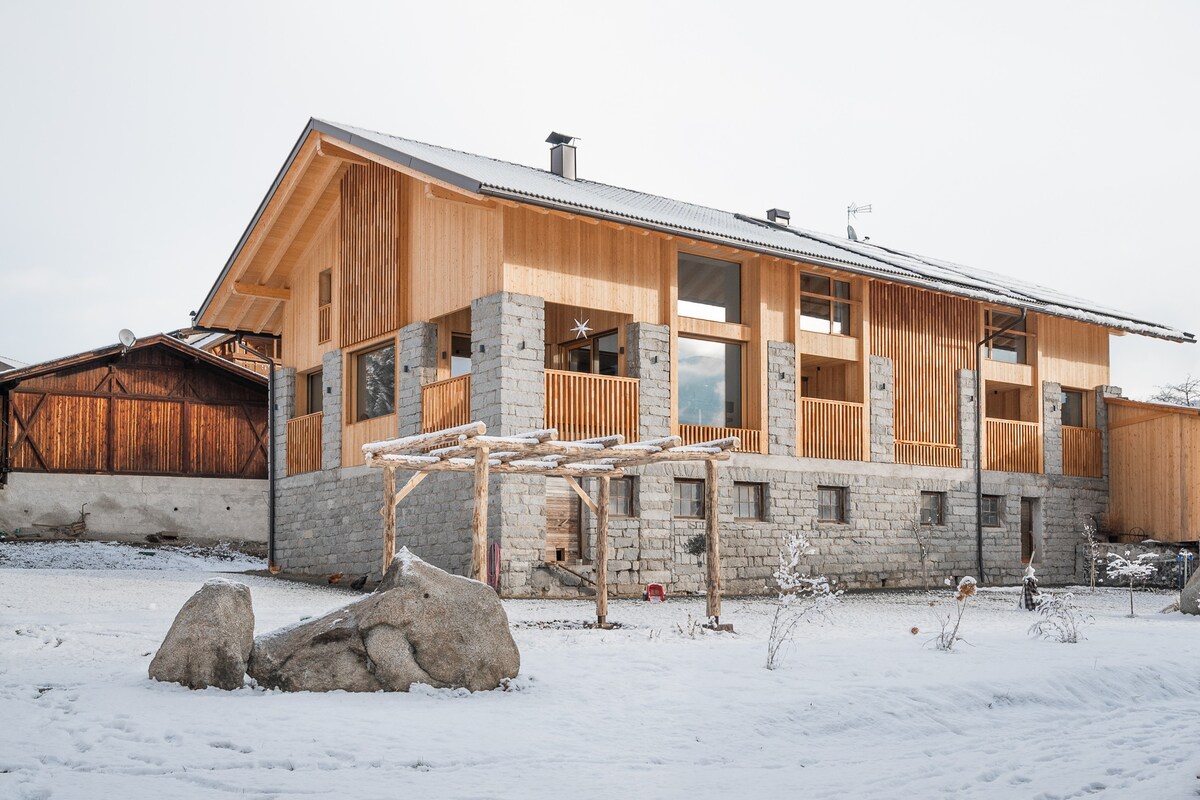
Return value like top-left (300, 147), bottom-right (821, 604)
top-left (985, 310), bottom-right (1028, 364)
top-left (450, 334), bottom-right (472, 377)
top-left (678, 253), bottom-right (741, 323)
top-left (564, 330), bottom-right (620, 376)
top-left (305, 369), bottom-right (324, 415)
top-left (673, 479), bottom-right (705, 519)
top-left (800, 274), bottom-right (851, 335)
top-left (355, 343), bottom-right (395, 421)
top-left (678, 337), bottom-right (742, 428)
top-left (1061, 389), bottom-right (1085, 428)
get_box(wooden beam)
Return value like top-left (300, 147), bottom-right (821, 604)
top-left (381, 466), bottom-right (397, 573)
top-left (232, 281), bottom-right (291, 301)
top-left (705, 459), bottom-right (722, 622)
top-left (316, 137), bottom-right (370, 166)
top-left (471, 446), bottom-right (491, 583)
top-left (392, 470), bottom-right (430, 507)
top-left (258, 158), bottom-right (346, 286)
top-left (424, 182), bottom-right (496, 209)
top-left (315, 134), bottom-right (492, 203)
top-left (596, 475), bottom-right (610, 625)
top-left (563, 475), bottom-right (599, 514)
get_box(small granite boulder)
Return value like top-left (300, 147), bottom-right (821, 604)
top-left (1181, 570), bottom-right (1200, 616)
top-left (248, 549), bottom-right (520, 692)
top-left (149, 578), bottom-right (254, 689)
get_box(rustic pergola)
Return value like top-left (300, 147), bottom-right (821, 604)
top-left (362, 422), bottom-right (737, 625)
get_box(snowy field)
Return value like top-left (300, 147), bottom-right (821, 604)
top-left (2, 542), bottom-right (1198, 800)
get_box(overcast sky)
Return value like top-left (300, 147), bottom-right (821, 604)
top-left (2, 1), bottom-right (1196, 397)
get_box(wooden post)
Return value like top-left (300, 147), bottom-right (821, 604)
top-left (471, 446), bottom-right (490, 583)
top-left (705, 459), bottom-right (721, 622)
top-left (596, 475), bottom-right (610, 625)
top-left (382, 466), bottom-right (397, 574)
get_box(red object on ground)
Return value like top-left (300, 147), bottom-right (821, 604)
top-left (644, 583), bottom-right (666, 603)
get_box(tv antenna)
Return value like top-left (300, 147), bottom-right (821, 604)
top-left (847, 202), bottom-right (872, 241)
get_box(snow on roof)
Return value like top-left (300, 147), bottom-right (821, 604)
top-left (316, 119), bottom-right (1194, 344)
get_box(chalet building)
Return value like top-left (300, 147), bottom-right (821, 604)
top-left (0, 335), bottom-right (268, 542)
top-left (195, 119), bottom-right (1194, 594)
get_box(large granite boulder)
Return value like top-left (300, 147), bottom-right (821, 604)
top-left (1181, 570), bottom-right (1200, 615)
top-left (248, 549), bottom-right (520, 692)
top-left (149, 578), bottom-right (254, 690)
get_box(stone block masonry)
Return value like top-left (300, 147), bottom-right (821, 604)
top-left (767, 342), bottom-right (796, 457)
top-left (869, 356), bottom-right (895, 463)
top-left (627, 323), bottom-right (671, 441)
top-left (272, 368), bottom-right (296, 477)
top-left (320, 350), bottom-right (343, 471)
top-left (1042, 380), bottom-right (1063, 475)
top-left (397, 323), bottom-right (438, 438)
top-left (957, 369), bottom-right (977, 469)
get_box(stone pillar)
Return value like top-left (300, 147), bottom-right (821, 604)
top-left (1042, 380), bottom-right (1063, 475)
top-left (397, 322), bottom-right (439, 437)
top-left (767, 341), bottom-right (796, 457)
top-left (627, 322), bottom-right (670, 441)
top-left (868, 355), bottom-right (894, 463)
top-left (957, 368), bottom-right (979, 469)
top-left (1095, 384), bottom-right (1122, 481)
top-left (272, 368), bottom-right (296, 477)
top-left (470, 292), bottom-right (545, 436)
top-left (320, 350), bottom-right (343, 471)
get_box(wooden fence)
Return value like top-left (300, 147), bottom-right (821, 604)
top-left (985, 419), bottom-right (1042, 474)
top-left (421, 374), bottom-right (472, 433)
top-left (680, 424), bottom-right (763, 454)
top-left (895, 441), bottom-right (962, 468)
top-left (1063, 425), bottom-right (1102, 478)
top-left (797, 398), bottom-right (863, 460)
top-left (544, 370), bottom-right (639, 444)
top-left (286, 412), bottom-right (323, 475)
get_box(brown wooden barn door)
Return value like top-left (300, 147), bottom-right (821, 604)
top-left (545, 477), bottom-right (581, 563)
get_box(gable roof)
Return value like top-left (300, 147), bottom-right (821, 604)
top-left (0, 334), bottom-right (268, 389)
top-left (200, 118), bottom-right (1195, 344)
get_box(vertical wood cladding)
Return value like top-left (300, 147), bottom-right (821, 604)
top-left (869, 282), bottom-right (975, 464)
top-left (4, 345), bottom-right (266, 478)
top-left (340, 163), bottom-right (403, 347)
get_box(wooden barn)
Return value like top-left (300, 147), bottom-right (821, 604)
top-left (0, 334), bottom-right (269, 542)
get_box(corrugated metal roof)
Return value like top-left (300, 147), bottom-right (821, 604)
top-left (209, 118), bottom-right (1194, 343)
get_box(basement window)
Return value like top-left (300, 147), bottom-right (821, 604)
top-left (609, 477), bottom-right (635, 517)
top-left (919, 492), bottom-right (945, 526)
top-left (673, 479), bottom-right (705, 519)
top-left (678, 253), bottom-right (741, 323)
top-left (982, 495), bottom-right (1002, 528)
top-left (355, 342), bottom-right (395, 421)
top-left (734, 482), bottom-right (766, 521)
top-left (818, 486), bottom-right (847, 523)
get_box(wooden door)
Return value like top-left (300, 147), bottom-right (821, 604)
top-left (545, 478), bottom-right (581, 563)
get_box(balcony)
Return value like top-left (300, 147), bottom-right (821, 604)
top-left (984, 419), bottom-right (1041, 474)
top-left (679, 425), bottom-right (763, 454)
top-left (318, 303), bottom-right (331, 344)
top-left (797, 398), bottom-right (863, 461)
top-left (421, 374), bottom-right (471, 433)
top-left (1063, 425), bottom-right (1102, 477)
top-left (544, 370), bottom-right (639, 443)
top-left (286, 411), bottom-right (323, 475)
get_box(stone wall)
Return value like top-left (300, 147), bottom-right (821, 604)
top-left (869, 356), bottom-right (895, 463)
top-left (320, 351), bottom-right (342, 470)
top-left (627, 323), bottom-right (671, 440)
top-left (767, 341), bottom-right (796, 457)
top-left (1042, 380), bottom-right (1063, 475)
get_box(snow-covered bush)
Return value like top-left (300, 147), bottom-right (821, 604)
top-left (1106, 551), bottom-right (1157, 617)
top-left (1028, 592), bottom-right (1093, 643)
top-left (765, 532), bottom-right (839, 670)
top-left (932, 576), bottom-right (976, 652)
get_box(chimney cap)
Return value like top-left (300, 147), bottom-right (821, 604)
top-left (767, 208), bottom-right (791, 224)
top-left (546, 131), bottom-right (576, 146)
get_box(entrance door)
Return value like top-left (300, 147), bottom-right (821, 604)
top-left (1020, 498), bottom-right (1037, 564)
top-left (545, 478), bottom-right (582, 563)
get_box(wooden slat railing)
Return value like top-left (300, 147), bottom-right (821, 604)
top-left (545, 370), bottom-right (639, 443)
top-left (421, 374), bottom-right (472, 433)
top-left (797, 398), bottom-right (864, 460)
top-left (1063, 425), bottom-right (1102, 477)
top-left (985, 419), bottom-right (1042, 474)
top-left (286, 412), bottom-right (323, 475)
top-left (227, 356), bottom-right (271, 376)
top-left (318, 304), bottom-right (332, 344)
top-left (680, 424), bottom-right (763, 454)
top-left (895, 441), bottom-right (962, 468)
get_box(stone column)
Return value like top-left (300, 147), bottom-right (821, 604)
top-left (320, 350), bottom-right (343, 471)
top-left (957, 368), bottom-right (979, 470)
top-left (869, 355), bottom-right (895, 463)
top-left (397, 322), bottom-right (439, 438)
top-left (1095, 384), bottom-right (1122, 481)
top-left (272, 368), bottom-right (296, 478)
top-left (627, 322), bottom-right (671, 441)
top-left (1042, 380), bottom-right (1063, 475)
top-left (767, 341), bottom-right (797, 457)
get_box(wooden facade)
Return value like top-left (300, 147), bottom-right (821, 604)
top-left (1, 336), bottom-right (268, 480)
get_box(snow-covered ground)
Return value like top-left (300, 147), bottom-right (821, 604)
top-left (2, 542), bottom-right (1198, 800)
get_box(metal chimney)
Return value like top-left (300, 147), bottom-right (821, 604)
top-left (767, 208), bottom-right (790, 226)
top-left (546, 132), bottom-right (577, 180)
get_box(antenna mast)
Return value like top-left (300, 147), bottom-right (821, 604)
top-left (847, 202), bottom-right (872, 241)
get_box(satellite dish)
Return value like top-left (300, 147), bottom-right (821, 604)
top-left (847, 224), bottom-right (858, 242)
top-left (118, 329), bottom-right (137, 349)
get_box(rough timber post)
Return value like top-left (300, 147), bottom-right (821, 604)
top-left (382, 466), bottom-right (397, 573)
top-left (471, 446), bottom-right (491, 583)
top-left (596, 475), bottom-right (611, 625)
top-left (705, 459), bottom-right (722, 622)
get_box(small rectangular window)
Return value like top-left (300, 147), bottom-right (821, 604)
top-left (610, 477), bottom-right (634, 517)
top-left (817, 486), bottom-right (846, 523)
top-left (305, 369), bottom-right (324, 415)
top-left (355, 343), bottom-right (395, 421)
top-left (985, 310), bottom-right (1029, 364)
top-left (1061, 390), bottom-right (1085, 428)
top-left (673, 479), bottom-right (705, 519)
top-left (318, 269), bottom-right (332, 306)
top-left (734, 482), bottom-right (765, 521)
top-left (678, 253), bottom-right (741, 323)
top-left (982, 495), bottom-right (1002, 528)
top-left (450, 334), bottom-right (472, 377)
top-left (919, 492), bottom-right (945, 526)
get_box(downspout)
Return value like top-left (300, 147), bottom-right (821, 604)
top-left (232, 338), bottom-right (277, 568)
top-left (974, 308), bottom-right (1027, 584)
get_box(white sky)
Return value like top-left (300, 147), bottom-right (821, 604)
top-left (1, 1), bottom-right (1196, 397)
